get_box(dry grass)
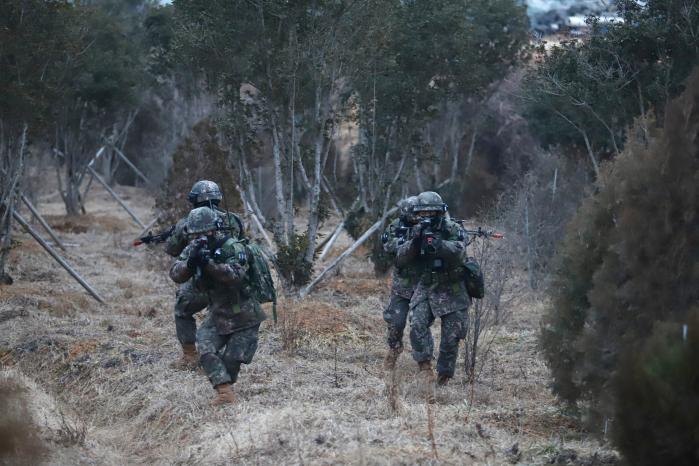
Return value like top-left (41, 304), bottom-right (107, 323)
top-left (0, 182), bottom-right (619, 465)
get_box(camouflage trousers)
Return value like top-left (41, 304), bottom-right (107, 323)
top-left (383, 294), bottom-right (410, 350)
top-left (174, 280), bottom-right (209, 346)
top-left (197, 317), bottom-right (260, 387)
top-left (409, 300), bottom-right (468, 378)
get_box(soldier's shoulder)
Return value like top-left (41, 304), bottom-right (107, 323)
top-left (443, 219), bottom-right (464, 234)
top-left (219, 238), bottom-right (246, 256)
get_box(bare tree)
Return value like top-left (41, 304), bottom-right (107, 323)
top-left (0, 123), bottom-right (28, 283)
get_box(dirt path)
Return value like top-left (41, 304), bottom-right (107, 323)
top-left (0, 183), bottom-right (617, 465)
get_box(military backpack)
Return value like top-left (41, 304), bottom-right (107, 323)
top-left (242, 240), bottom-right (278, 322)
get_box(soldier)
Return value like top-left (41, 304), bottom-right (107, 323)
top-left (395, 191), bottom-right (469, 390)
top-left (381, 195), bottom-right (419, 370)
top-left (166, 180), bottom-right (244, 369)
top-left (169, 207), bottom-right (265, 405)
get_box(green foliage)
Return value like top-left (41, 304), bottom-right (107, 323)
top-left (524, 0), bottom-right (699, 164)
top-left (541, 70), bottom-right (699, 424)
top-left (613, 311), bottom-right (699, 466)
top-left (275, 233), bottom-right (314, 288)
top-left (0, 0), bottom-right (72, 131)
top-left (155, 119), bottom-right (241, 226)
top-left (347, 0), bottom-right (529, 218)
top-left (344, 207), bottom-right (393, 275)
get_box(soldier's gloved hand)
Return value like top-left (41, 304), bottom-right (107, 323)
top-left (186, 254), bottom-right (199, 272)
top-left (430, 237), bottom-right (442, 251)
top-left (197, 248), bottom-right (212, 266)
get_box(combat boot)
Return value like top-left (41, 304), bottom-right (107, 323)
top-left (211, 383), bottom-right (236, 406)
top-left (418, 361), bottom-right (436, 403)
top-left (383, 347), bottom-right (403, 371)
top-left (437, 374), bottom-right (451, 386)
top-left (170, 343), bottom-right (198, 370)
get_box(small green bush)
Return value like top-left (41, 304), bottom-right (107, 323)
top-left (344, 207), bottom-right (393, 276)
top-left (275, 232), bottom-right (313, 288)
top-left (155, 119), bottom-right (241, 227)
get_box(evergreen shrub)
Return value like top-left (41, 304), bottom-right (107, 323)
top-left (614, 309), bottom-right (699, 466)
top-left (540, 70), bottom-right (699, 429)
top-left (155, 119), bottom-right (241, 227)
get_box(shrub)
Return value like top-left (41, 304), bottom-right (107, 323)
top-left (155, 119), bottom-right (241, 227)
top-left (613, 310), bottom-right (699, 466)
top-left (541, 70), bottom-right (699, 422)
top-left (344, 207), bottom-right (393, 276)
top-left (275, 232), bottom-right (313, 289)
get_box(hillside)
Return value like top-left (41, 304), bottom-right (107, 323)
top-left (0, 181), bottom-right (617, 465)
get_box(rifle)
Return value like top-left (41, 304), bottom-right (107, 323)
top-left (463, 227), bottom-right (504, 239)
top-left (190, 236), bottom-right (211, 280)
top-left (133, 225), bottom-right (175, 246)
top-left (416, 218), bottom-right (439, 256)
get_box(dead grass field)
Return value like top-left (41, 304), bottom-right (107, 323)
top-left (0, 182), bottom-right (618, 465)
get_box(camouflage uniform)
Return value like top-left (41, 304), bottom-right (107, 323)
top-left (170, 233), bottom-right (265, 388)
top-left (382, 217), bottom-right (419, 350)
top-left (165, 208), bottom-right (244, 347)
top-left (396, 217), bottom-right (470, 379)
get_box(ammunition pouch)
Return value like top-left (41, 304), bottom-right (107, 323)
top-left (463, 261), bottom-right (485, 299)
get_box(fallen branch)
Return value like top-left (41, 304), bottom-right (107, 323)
top-left (235, 184), bottom-right (273, 250)
top-left (318, 220), bottom-right (344, 262)
top-left (299, 206), bottom-right (398, 297)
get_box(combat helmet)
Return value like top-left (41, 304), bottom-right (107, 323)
top-left (188, 180), bottom-right (223, 206)
top-left (186, 207), bottom-right (221, 235)
top-left (400, 195), bottom-right (419, 224)
top-left (412, 191), bottom-right (447, 215)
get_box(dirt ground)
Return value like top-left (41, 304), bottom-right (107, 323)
top-left (0, 182), bottom-right (618, 465)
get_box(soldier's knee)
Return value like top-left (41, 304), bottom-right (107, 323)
top-left (410, 317), bottom-right (430, 335)
top-left (200, 352), bottom-right (218, 368)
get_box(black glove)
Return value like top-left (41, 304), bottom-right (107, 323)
top-left (186, 247), bottom-right (210, 271)
top-left (186, 254), bottom-right (199, 272)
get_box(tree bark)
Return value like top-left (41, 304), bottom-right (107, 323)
top-left (270, 113), bottom-right (289, 245)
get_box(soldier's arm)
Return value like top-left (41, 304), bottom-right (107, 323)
top-left (394, 232), bottom-right (420, 267)
top-left (164, 218), bottom-right (189, 257)
top-left (204, 253), bottom-right (249, 285)
top-left (434, 223), bottom-right (466, 265)
top-left (169, 245), bottom-right (195, 283)
top-left (382, 221), bottom-right (402, 255)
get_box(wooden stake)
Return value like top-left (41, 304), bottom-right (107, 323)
top-left (111, 145), bottom-right (150, 185)
top-left (137, 217), bottom-right (159, 238)
top-left (87, 165), bottom-right (145, 228)
top-left (20, 195), bottom-right (66, 251)
top-left (12, 210), bottom-right (106, 304)
top-left (299, 206), bottom-right (398, 297)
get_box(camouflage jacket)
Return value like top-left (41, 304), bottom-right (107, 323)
top-left (169, 236), bottom-right (266, 334)
top-left (395, 218), bottom-right (470, 316)
top-left (164, 208), bottom-right (244, 258)
top-left (383, 217), bottom-right (420, 299)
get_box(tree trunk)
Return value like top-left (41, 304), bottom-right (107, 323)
top-left (0, 123), bottom-right (27, 280)
top-left (270, 113), bottom-right (289, 245)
